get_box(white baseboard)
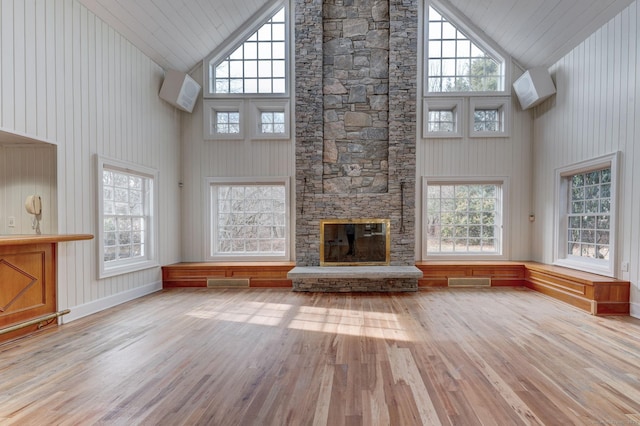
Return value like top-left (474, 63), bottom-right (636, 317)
top-left (630, 301), bottom-right (640, 319)
top-left (62, 281), bottom-right (162, 323)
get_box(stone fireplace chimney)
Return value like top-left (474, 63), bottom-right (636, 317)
top-left (294, 0), bottom-right (418, 290)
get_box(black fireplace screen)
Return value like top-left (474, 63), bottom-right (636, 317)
top-left (320, 219), bottom-right (390, 266)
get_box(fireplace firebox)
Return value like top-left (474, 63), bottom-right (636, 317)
top-left (320, 219), bottom-right (390, 266)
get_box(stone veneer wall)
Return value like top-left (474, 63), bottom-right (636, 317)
top-left (323, 0), bottom-right (390, 194)
top-left (295, 0), bottom-right (418, 271)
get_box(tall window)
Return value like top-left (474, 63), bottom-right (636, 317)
top-left (97, 157), bottom-right (158, 278)
top-left (204, 2), bottom-right (290, 141)
top-left (208, 178), bottom-right (289, 260)
top-left (209, 6), bottom-right (287, 95)
top-left (426, 5), bottom-right (504, 93)
top-left (555, 154), bottom-right (618, 276)
top-left (423, 178), bottom-right (506, 259)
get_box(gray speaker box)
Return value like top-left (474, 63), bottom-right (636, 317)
top-left (159, 69), bottom-right (201, 113)
top-left (513, 67), bottom-right (556, 110)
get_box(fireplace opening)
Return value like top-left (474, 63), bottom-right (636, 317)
top-left (320, 219), bottom-right (390, 266)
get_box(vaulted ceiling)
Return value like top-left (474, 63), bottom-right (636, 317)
top-left (78, 0), bottom-right (635, 73)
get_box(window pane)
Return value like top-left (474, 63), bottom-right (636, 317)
top-left (212, 183), bottom-right (287, 257)
top-left (102, 167), bottom-right (150, 265)
top-left (565, 167), bottom-right (611, 261)
top-left (210, 7), bottom-right (287, 94)
top-left (426, 6), bottom-right (504, 93)
top-left (425, 183), bottom-right (501, 255)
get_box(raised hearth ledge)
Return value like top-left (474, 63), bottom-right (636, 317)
top-left (287, 266), bottom-right (423, 279)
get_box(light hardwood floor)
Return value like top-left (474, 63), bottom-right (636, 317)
top-left (1, 287), bottom-right (640, 425)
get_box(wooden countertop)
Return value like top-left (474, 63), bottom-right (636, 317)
top-left (0, 234), bottom-right (93, 246)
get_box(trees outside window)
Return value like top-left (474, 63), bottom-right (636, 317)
top-left (207, 178), bottom-right (290, 261)
top-left (97, 156), bottom-right (158, 278)
top-left (423, 178), bottom-right (507, 260)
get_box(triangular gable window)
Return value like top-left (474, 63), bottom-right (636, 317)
top-left (427, 5), bottom-right (505, 93)
top-left (209, 7), bottom-right (286, 95)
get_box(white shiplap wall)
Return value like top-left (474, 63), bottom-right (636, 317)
top-left (0, 0), bottom-right (181, 321)
top-left (416, 62), bottom-right (535, 261)
top-left (180, 63), bottom-right (296, 261)
top-left (0, 143), bottom-right (57, 235)
top-left (532, 0), bottom-right (640, 316)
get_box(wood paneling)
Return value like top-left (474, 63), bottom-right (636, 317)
top-left (416, 261), bottom-right (526, 287)
top-left (532, 1), bottom-right (640, 314)
top-left (0, 0), bottom-right (181, 319)
top-left (416, 261), bottom-right (630, 315)
top-left (2, 288), bottom-right (640, 424)
top-left (524, 262), bottom-right (630, 315)
top-left (0, 243), bottom-right (55, 343)
top-left (162, 262), bottom-right (295, 288)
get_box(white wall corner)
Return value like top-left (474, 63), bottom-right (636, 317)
top-left (630, 301), bottom-right (640, 320)
top-left (61, 281), bottom-right (163, 324)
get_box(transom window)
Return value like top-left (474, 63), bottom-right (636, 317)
top-left (97, 157), bottom-right (158, 278)
top-left (474, 109), bottom-right (500, 132)
top-left (211, 7), bottom-right (286, 95)
top-left (260, 111), bottom-right (286, 134)
top-left (216, 111), bottom-right (241, 134)
top-left (208, 179), bottom-right (290, 260)
top-left (423, 179), bottom-right (506, 259)
top-left (428, 110), bottom-right (455, 133)
top-left (426, 5), bottom-right (505, 93)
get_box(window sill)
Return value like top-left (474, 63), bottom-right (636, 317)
top-left (99, 260), bottom-right (160, 279)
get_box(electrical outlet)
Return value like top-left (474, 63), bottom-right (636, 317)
top-left (8, 216), bottom-right (16, 227)
top-left (621, 261), bottom-right (629, 272)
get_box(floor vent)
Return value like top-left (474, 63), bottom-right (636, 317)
top-left (206, 278), bottom-right (250, 288)
top-left (448, 277), bottom-right (491, 288)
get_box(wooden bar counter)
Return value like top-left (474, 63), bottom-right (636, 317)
top-left (0, 234), bottom-right (93, 344)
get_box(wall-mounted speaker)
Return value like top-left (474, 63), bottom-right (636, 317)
top-left (513, 67), bottom-right (556, 110)
top-left (159, 69), bottom-right (201, 113)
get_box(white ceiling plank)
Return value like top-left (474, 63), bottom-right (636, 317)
top-left (77, 0), bottom-right (636, 72)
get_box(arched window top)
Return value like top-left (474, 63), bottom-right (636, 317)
top-left (207, 5), bottom-right (288, 96)
top-left (426, 4), bottom-right (508, 95)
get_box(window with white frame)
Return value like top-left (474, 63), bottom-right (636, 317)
top-left (204, 100), bottom-right (244, 140)
top-left (207, 178), bottom-right (289, 260)
top-left (97, 157), bottom-right (158, 278)
top-left (204, 2), bottom-right (290, 141)
top-left (426, 4), bottom-right (506, 94)
top-left (423, 2), bottom-right (511, 140)
top-left (423, 178), bottom-right (507, 259)
top-left (423, 99), bottom-right (463, 138)
top-left (555, 153), bottom-right (618, 276)
top-left (469, 97), bottom-right (510, 137)
top-left (216, 111), bottom-right (241, 134)
top-left (250, 99), bottom-right (290, 139)
top-left (209, 7), bottom-right (286, 95)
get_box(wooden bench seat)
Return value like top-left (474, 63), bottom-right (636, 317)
top-left (162, 262), bottom-right (295, 288)
top-left (163, 261), bottom-right (630, 315)
top-left (522, 262), bottom-right (629, 315)
top-left (416, 260), bottom-right (630, 315)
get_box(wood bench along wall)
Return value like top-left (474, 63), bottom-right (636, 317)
top-left (162, 262), bottom-right (295, 288)
top-left (416, 261), bottom-right (630, 315)
top-left (163, 261), bottom-right (630, 316)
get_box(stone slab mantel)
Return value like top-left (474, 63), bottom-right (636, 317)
top-left (287, 266), bottom-right (423, 280)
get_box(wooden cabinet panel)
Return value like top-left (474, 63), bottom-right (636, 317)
top-left (0, 244), bottom-right (56, 343)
